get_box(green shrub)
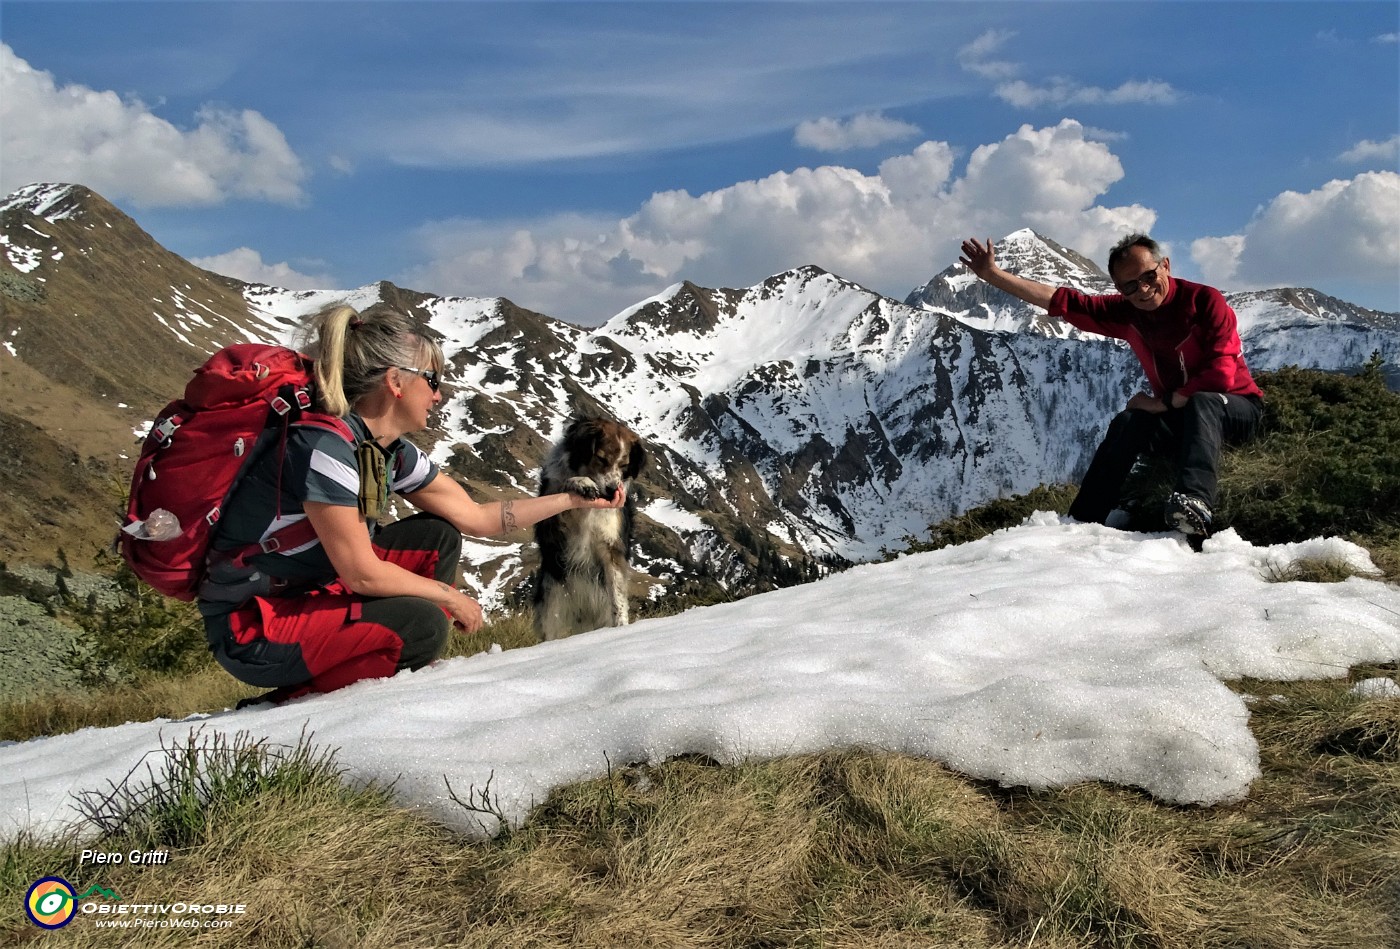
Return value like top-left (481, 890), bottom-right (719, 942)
top-left (1220, 359), bottom-right (1400, 544)
top-left (63, 558), bottom-right (212, 687)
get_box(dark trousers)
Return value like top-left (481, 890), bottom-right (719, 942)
top-left (205, 513), bottom-right (461, 693)
top-left (1068, 392), bottom-right (1264, 525)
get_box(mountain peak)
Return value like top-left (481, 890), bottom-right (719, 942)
top-left (903, 229), bottom-right (1111, 336)
top-left (996, 230), bottom-right (1108, 280)
top-left (0, 183), bottom-right (96, 223)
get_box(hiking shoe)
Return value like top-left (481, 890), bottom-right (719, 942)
top-left (1164, 492), bottom-right (1212, 537)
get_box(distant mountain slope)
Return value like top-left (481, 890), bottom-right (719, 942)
top-left (4, 184), bottom-right (1397, 608)
top-left (0, 183), bottom-right (267, 407)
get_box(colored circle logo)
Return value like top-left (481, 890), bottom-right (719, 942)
top-left (25, 877), bottom-right (77, 929)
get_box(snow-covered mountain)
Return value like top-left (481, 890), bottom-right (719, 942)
top-left (3, 184), bottom-right (1398, 610)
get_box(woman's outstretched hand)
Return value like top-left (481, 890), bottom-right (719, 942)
top-left (569, 486), bottom-right (628, 510)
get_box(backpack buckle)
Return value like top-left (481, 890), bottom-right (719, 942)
top-left (295, 388), bottom-right (312, 409)
top-left (154, 417), bottom-right (181, 444)
top-left (270, 396), bottom-right (292, 415)
top-left (260, 537), bottom-right (282, 554)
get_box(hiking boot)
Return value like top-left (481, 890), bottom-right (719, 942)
top-left (1164, 492), bottom-right (1212, 537)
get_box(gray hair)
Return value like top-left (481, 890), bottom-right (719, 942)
top-left (1106, 233), bottom-right (1163, 279)
top-left (298, 304), bottom-right (443, 417)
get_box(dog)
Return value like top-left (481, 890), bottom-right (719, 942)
top-left (533, 415), bottom-right (647, 641)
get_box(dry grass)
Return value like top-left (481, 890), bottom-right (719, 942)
top-left (3, 667), bottom-right (1397, 947)
top-left (444, 610), bottom-right (541, 657)
top-left (0, 666), bottom-right (256, 743)
top-left (1364, 537), bottom-right (1400, 586)
top-left (1261, 557), bottom-right (1376, 585)
top-left (0, 615), bottom-right (531, 745)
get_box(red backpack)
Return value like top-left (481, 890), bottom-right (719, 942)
top-left (120, 344), bottom-right (354, 601)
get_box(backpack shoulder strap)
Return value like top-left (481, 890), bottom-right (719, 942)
top-left (291, 412), bottom-right (356, 445)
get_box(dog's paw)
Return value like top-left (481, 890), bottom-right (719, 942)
top-left (564, 477), bottom-right (601, 500)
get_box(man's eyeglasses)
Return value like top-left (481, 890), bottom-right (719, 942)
top-left (1115, 264), bottom-right (1162, 296)
top-left (377, 366), bottom-right (441, 392)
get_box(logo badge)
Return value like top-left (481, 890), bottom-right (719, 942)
top-left (25, 876), bottom-right (77, 929)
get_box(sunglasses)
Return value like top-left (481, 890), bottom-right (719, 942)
top-left (377, 366), bottom-right (441, 392)
top-left (1114, 264), bottom-right (1163, 296)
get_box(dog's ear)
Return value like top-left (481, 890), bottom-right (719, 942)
top-left (626, 438), bottom-right (647, 480)
top-left (566, 418), bottom-right (601, 472)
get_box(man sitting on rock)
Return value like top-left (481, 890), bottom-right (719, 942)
top-left (958, 233), bottom-right (1264, 539)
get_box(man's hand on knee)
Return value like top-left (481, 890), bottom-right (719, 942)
top-left (1126, 392), bottom-right (1168, 414)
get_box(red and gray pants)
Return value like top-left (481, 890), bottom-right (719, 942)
top-left (202, 514), bottom-right (460, 696)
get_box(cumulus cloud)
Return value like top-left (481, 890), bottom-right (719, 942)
top-left (996, 77), bottom-right (1180, 108)
top-left (401, 120), bottom-right (1155, 324)
top-left (0, 43), bottom-right (307, 207)
top-left (190, 247), bottom-right (333, 291)
top-left (794, 111), bottom-right (921, 152)
top-left (1338, 134), bottom-right (1399, 164)
top-left (1191, 171), bottom-right (1400, 299)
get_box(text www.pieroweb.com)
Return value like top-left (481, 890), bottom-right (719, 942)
top-left (92, 917), bottom-right (237, 930)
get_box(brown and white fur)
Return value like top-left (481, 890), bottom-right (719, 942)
top-left (533, 416), bottom-right (646, 641)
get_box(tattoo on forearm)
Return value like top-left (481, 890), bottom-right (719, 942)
top-left (501, 500), bottom-right (518, 534)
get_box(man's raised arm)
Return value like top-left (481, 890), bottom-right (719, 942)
top-left (958, 237), bottom-right (1058, 311)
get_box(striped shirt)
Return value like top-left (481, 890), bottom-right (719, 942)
top-left (199, 413), bottom-right (438, 615)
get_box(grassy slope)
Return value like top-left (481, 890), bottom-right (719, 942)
top-left (1, 670), bottom-right (1395, 947)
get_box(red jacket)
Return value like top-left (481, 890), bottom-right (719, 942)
top-left (1049, 278), bottom-right (1262, 401)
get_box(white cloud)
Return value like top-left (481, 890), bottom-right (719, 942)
top-left (1338, 134), bottom-right (1399, 164)
top-left (996, 77), bottom-right (1180, 108)
top-left (0, 43), bottom-right (307, 207)
top-left (190, 247), bottom-right (333, 291)
top-left (1373, 32), bottom-right (1398, 44)
top-left (956, 29), bottom-right (1019, 80)
top-left (955, 30), bottom-right (1177, 112)
top-left (402, 120), bottom-right (1155, 324)
top-left (794, 111), bottom-right (921, 152)
top-left (1188, 235), bottom-right (1246, 283)
top-left (1080, 126), bottom-right (1130, 142)
top-left (1191, 171), bottom-right (1400, 298)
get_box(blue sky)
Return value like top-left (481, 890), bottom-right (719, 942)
top-left (2, 1), bottom-right (1397, 323)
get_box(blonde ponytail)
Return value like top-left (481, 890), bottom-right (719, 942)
top-left (298, 303), bottom-right (444, 418)
top-left (310, 305), bottom-right (356, 417)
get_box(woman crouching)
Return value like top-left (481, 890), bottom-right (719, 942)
top-left (199, 304), bottom-right (624, 706)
